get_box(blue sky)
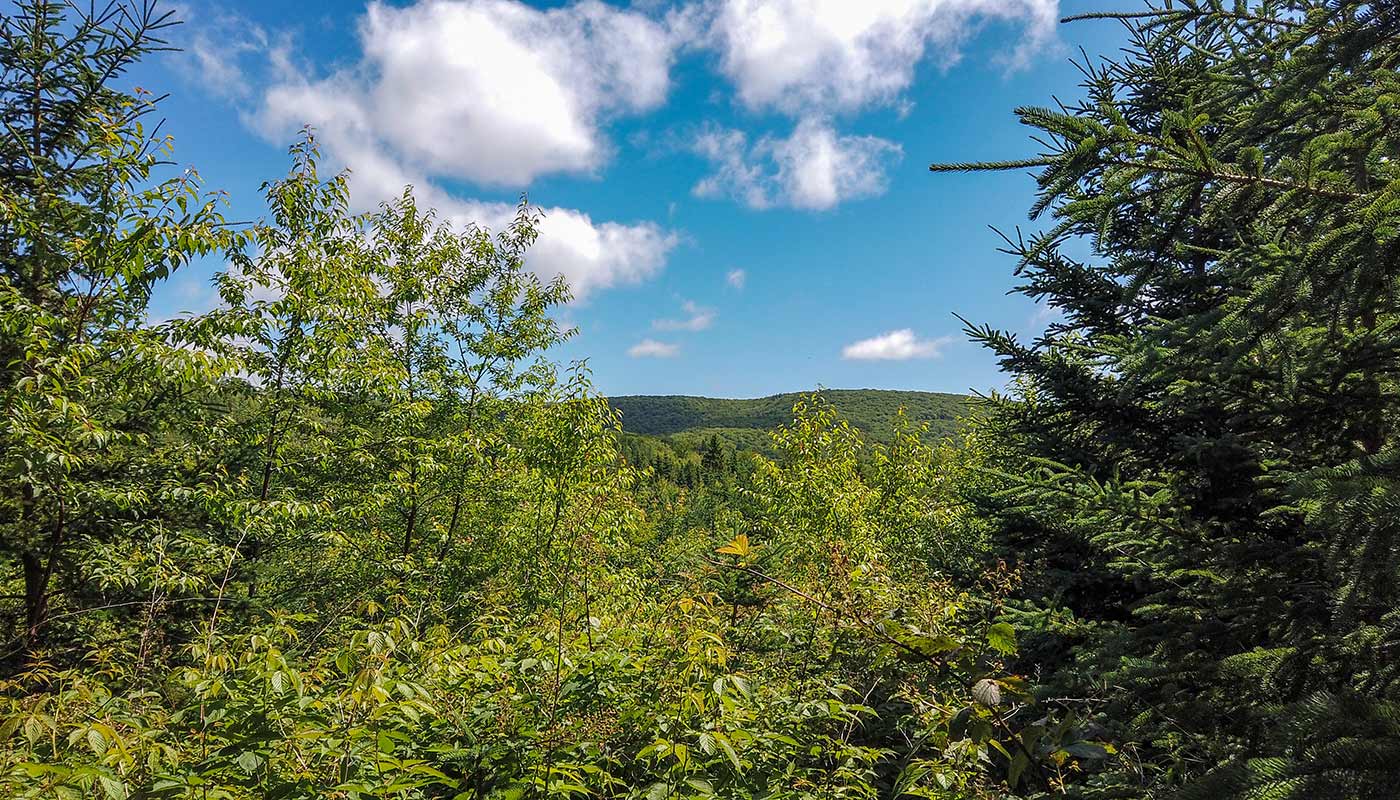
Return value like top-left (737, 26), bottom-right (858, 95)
top-left (144, 0), bottom-right (1128, 398)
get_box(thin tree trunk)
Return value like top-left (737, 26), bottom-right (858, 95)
top-left (439, 492), bottom-right (463, 559)
top-left (21, 488), bottom-right (64, 649)
top-left (403, 463), bottom-right (418, 556)
top-left (22, 552), bottom-right (47, 648)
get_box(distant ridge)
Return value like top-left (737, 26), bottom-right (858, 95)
top-left (608, 389), bottom-right (971, 449)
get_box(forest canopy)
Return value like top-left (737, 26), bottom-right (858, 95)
top-left (2, 1), bottom-right (1399, 799)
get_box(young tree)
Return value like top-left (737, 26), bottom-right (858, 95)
top-left (351, 189), bottom-right (570, 563)
top-left (202, 133), bottom-right (380, 609)
top-left (0, 0), bottom-right (233, 654)
top-left (935, 2), bottom-right (1400, 796)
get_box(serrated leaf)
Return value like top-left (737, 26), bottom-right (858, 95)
top-left (98, 775), bottom-right (127, 800)
top-left (987, 622), bottom-right (1017, 655)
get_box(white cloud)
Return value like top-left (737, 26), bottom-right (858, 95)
top-left (240, 1), bottom-right (680, 301)
top-left (628, 338), bottom-right (680, 358)
top-left (187, 31), bottom-right (264, 100)
top-left (842, 329), bottom-right (952, 360)
top-left (693, 118), bottom-right (902, 210)
top-left (171, 5), bottom-right (295, 102)
top-left (726, 268), bottom-right (747, 289)
top-left (177, 0), bottom-right (1060, 288)
top-left (653, 300), bottom-right (715, 331)
top-left (685, 0), bottom-right (1057, 210)
top-left (450, 198), bottom-right (679, 300)
top-left (705, 0), bottom-right (1059, 116)
top-left (259, 0), bottom-right (676, 186)
top-left (348, 154), bottom-right (677, 299)
top-left (1028, 302), bottom-right (1063, 328)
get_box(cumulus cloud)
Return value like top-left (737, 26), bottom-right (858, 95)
top-left (176, 0), bottom-right (1060, 288)
top-left (258, 0), bottom-right (676, 186)
top-left (693, 118), bottom-right (902, 210)
top-left (686, 0), bottom-right (1056, 210)
top-left (841, 329), bottom-right (952, 360)
top-left (628, 338), bottom-right (680, 358)
top-left (227, 1), bottom-right (681, 300)
top-left (325, 149), bottom-right (677, 299)
top-left (726, 268), bottom-right (747, 289)
top-left (705, 0), bottom-right (1059, 116)
top-left (452, 198), bottom-right (678, 300)
top-left (653, 300), bottom-right (716, 331)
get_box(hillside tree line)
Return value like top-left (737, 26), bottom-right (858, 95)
top-left (2, 1), bottom-right (1398, 799)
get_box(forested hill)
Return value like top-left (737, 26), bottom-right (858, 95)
top-left (608, 389), bottom-right (971, 444)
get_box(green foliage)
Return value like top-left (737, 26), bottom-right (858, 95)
top-left (936, 1), bottom-right (1400, 796)
top-left (609, 391), bottom-right (970, 450)
top-left (0, 4), bottom-right (1061, 798)
top-left (13, 1), bottom-right (1395, 798)
top-left (0, 0), bottom-right (240, 659)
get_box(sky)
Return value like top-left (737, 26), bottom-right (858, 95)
top-left (141, 0), bottom-right (1130, 398)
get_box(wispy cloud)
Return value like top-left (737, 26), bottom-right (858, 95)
top-left (726, 268), bottom-right (747, 290)
top-left (653, 299), bottom-right (715, 331)
top-left (842, 329), bottom-right (952, 360)
top-left (172, 5), bottom-right (295, 102)
top-left (1028, 302), bottom-right (1063, 328)
top-left (628, 338), bottom-right (680, 358)
top-left (692, 119), bottom-right (902, 210)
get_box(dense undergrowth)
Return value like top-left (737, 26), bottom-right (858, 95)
top-left (4, 1), bottom-right (1400, 798)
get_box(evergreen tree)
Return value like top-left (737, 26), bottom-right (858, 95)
top-left (0, 0), bottom-right (233, 654)
top-left (935, 2), bottom-right (1400, 796)
top-left (701, 434), bottom-right (729, 479)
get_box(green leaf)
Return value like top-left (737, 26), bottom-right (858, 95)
top-left (1007, 751), bottom-right (1030, 787)
top-left (717, 736), bottom-right (743, 772)
top-left (1064, 742), bottom-right (1110, 759)
top-left (716, 534), bottom-right (751, 556)
top-left (236, 751), bottom-right (265, 775)
top-left (987, 622), bottom-right (1017, 655)
top-left (98, 775), bottom-right (127, 800)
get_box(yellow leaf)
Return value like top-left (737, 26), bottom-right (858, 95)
top-left (716, 534), bottom-right (751, 557)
